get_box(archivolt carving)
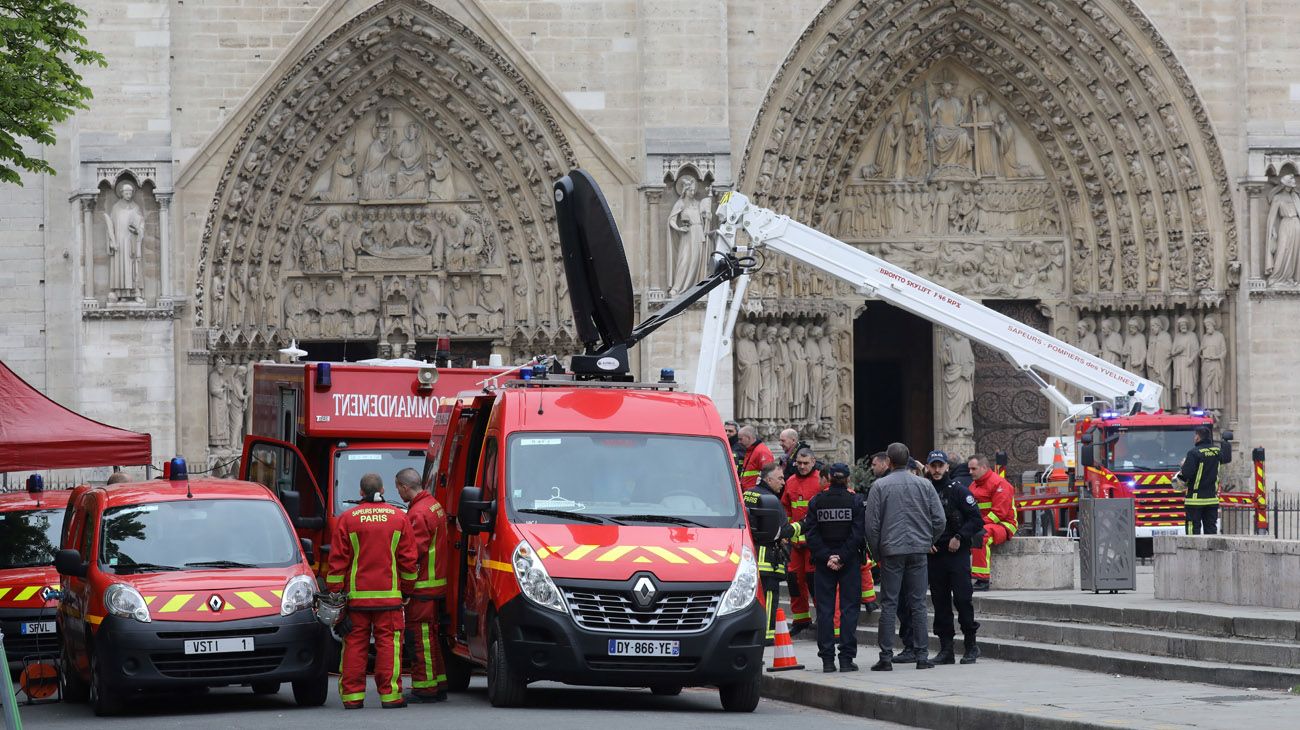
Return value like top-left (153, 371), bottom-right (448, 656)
top-left (194, 0), bottom-right (580, 358)
top-left (739, 0), bottom-right (1238, 309)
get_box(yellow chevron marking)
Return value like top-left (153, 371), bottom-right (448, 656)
top-left (197, 603), bottom-right (208, 612)
top-left (0, 588), bottom-right (10, 600)
top-left (563, 545), bottom-right (599, 561)
top-left (15, 586), bottom-right (40, 601)
top-left (144, 596), bottom-right (156, 605)
top-left (712, 549), bottom-right (741, 564)
top-left (536, 546), bottom-right (563, 559)
top-left (632, 556), bottom-right (652, 564)
top-left (159, 594), bottom-right (194, 613)
top-left (595, 545), bottom-right (635, 562)
top-left (235, 591), bottom-right (272, 608)
top-left (641, 546), bottom-right (688, 564)
top-left (271, 590), bottom-right (283, 598)
top-left (678, 547), bottom-right (718, 564)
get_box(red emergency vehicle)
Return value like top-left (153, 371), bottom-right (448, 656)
top-left (54, 466), bottom-right (328, 716)
top-left (0, 484), bottom-right (70, 674)
top-left (240, 360), bottom-right (502, 572)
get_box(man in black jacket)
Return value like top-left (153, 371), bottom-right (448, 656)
top-left (804, 463), bottom-right (866, 673)
top-left (1176, 426), bottom-right (1233, 535)
top-left (924, 450), bottom-right (985, 664)
top-left (744, 462), bottom-right (801, 644)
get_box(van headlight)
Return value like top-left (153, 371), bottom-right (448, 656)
top-left (717, 546), bottom-right (758, 616)
top-left (105, 584), bottom-right (151, 623)
top-left (281, 575), bottom-right (317, 616)
top-left (513, 541), bottom-right (567, 613)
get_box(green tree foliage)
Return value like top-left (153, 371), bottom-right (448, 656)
top-left (0, 0), bottom-right (106, 185)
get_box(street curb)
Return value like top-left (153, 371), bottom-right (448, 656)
top-left (761, 671), bottom-right (1162, 730)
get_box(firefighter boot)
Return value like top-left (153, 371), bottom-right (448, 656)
top-left (960, 635), bottom-right (980, 664)
top-left (822, 658), bottom-right (837, 673)
top-left (894, 646), bottom-right (917, 663)
top-left (933, 638), bottom-right (956, 665)
top-left (870, 652), bottom-right (893, 672)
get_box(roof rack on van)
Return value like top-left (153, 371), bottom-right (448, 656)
top-left (501, 378), bottom-right (678, 392)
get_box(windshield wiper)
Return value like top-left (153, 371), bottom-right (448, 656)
top-left (185, 560), bottom-right (257, 569)
top-left (610, 514), bottom-right (708, 527)
top-left (116, 562), bottom-right (182, 574)
top-left (516, 508), bottom-right (608, 524)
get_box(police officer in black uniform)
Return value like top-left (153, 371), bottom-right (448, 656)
top-left (1176, 426), bottom-right (1233, 535)
top-left (923, 450), bottom-right (984, 665)
top-left (744, 462), bottom-right (801, 644)
top-left (804, 462), bottom-right (865, 673)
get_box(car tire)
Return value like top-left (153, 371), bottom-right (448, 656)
top-left (445, 652), bottom-right (473, 692)
top-left (650, 685), bottom-right (683, 696)
top-left (251, 681), bottom-right (280, 695)
top-left (718, 669), bottom-right (761, 713)
top-left (60, 642), bottom-right (89, 703)
top-left (90, 651), bottom-right (124, 717)
top-left (292, 670), bottom-right (329, 707)
top-left (485, 621), bottom-right (527, 708)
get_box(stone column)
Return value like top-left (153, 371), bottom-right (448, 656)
top-left (157, 193), bottom-right (172, 298)
top-left (79, 196), bottom-right (96, 300)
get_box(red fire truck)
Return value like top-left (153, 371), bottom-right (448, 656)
top-left (239, 360), bottom-right (502, 570)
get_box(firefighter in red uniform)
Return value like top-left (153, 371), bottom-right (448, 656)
top-left (327, 473), bottom-right (419, 709)
top-left (967, 454), bottom-right (1017, 591)
top-left (737, 425), bottom-right (775, 489)
top-left (782, 448), bottom-right (821, 636)
top-left (395, 468), bottom-right (450, 703)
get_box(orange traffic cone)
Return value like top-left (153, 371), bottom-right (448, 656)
top-left (1048, 439), bottom-right (1069, 482)
top-left (767, 608), bottom-right (805, 672)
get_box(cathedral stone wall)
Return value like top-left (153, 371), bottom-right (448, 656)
top-left (3, 0), bottom-right (1300, 484)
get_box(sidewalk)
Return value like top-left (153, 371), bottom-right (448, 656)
top-left (763, 638), bottom-right (1300, 730)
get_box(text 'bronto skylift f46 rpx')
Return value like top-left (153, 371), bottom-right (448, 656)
top-left (690, 189), bottom-right (1250, 547)
top-left (428, 171), bottom-right (778, 712)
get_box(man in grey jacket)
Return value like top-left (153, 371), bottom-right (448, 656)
top-left (864, 442), bottom-right (946, 671)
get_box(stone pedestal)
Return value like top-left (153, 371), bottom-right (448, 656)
top-left (989, 537), bottom-right (1076, 590)
top-left (1154, 535), bottom-right (1300, 609)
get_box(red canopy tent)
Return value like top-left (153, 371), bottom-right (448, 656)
top-left (0, 360), bottom-right (153, 473)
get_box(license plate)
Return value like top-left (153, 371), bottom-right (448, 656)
top-left (20, 621), bottom-right (55, 635)
top-left (607, 639), bottom-right (680, 657)
top-left (1150, 527), bottom-right (1182, 536)
top-left (183, 637), bottom-right (255, 655)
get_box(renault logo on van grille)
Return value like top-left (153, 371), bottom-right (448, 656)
top-left (631, 577), bottom-right (657, 608)
top-left (207, 594), bottom-right (225, 612)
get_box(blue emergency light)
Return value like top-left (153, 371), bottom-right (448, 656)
top-left (520, 368), bottom-right (533, 381)
top-left (659, 368), bottom-right (675, 383)
top-left (530, 364), bottom-right (548, 380)
top-left (169, 457), bottom-right (188, 481)
top-left (1191, 409), bottom-right (1205, 417)
top-left (316, 362), bottom-right (332, 389)
top-left (26, 474), bottom-right (44, 495)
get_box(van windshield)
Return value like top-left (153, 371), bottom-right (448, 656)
top-left (0, 508), bottom-right (62, 569)
top-left (98, 499), bottom-right (300, 574)
top-left (505, 433), bottom-right (743, 528)
top-left (333, 448), bottom-right (424, 513)
top-left (1110, 428), bottom-right (1197, 472)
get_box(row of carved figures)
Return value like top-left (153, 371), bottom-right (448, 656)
top-left (734, 319), bottom-right (841, 426)
top-left (1074, 312), bottom-right (1227, 411)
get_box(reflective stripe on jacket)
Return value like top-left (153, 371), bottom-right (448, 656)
top-left (406, 491), bottom-right (449, 597)
top-left (970, 470), bottom-right (1018, 532)
top-left (739, 442), bottom-right (775, 489)
top-left (781, 470), bottom-right (822, 544)
top-left (326, 500), bottom-right (418, 609)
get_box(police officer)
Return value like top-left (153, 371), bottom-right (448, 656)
top-left (804, 462), bottom-right (865, 673)
top-left (327, 474), bottom-right (419, 709)
top-left (924, 450), bottom-right (984, 665)
top-left (1176, 426), bottom-right (1233, 535)
top-left (744, 462), bottom-right (801, 644)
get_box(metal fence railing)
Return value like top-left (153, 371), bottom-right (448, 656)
top-left (1219, 486), bottom-right (1300, 539)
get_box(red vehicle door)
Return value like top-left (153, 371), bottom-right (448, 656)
top-left (240, 436), bottom-right (328, 573)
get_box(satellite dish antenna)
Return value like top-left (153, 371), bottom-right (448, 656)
top-left (279, 339), bottom-right (308, 363)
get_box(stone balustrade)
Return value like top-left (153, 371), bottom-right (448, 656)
top-left (1154, 535), bottom-right (1300, 609)
top-left (989, 536), bottom-right (1076, 590)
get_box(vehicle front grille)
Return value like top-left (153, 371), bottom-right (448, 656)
top-left (586, 656), bottom-right (698, 672)
top-left (155, 626), bottom-right (280, 640)
top-left (150, 647), bottom-right (286, 679)
top-left (1, 631), bottom-right (59, 660)
top-left (563, 588), bottom-right (721, 634)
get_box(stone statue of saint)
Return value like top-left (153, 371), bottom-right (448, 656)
top-left (1170, 315), bottom-right (1200, 408)
top-left (969, 90), bottom-right (998, 178)
top-left (819, 330), bottom-right (837, 423)
top-left (756, 326), bottom-right (775, 420)
top-left (735, 322), bottom-right (760, 419)
top-left (774, 325), bottom-right (792, 420)
top-left (282, 281), bottom-right (310, 334)
top-left (395, 123), bottom-right (428, 198)
top-left (1200, 315), bottom-right (1227, 411)
top-left (476, 278), bottom-right (505, 331)
top-left (427, 144), bottom-right (456, 200)
top-left (995, 111), bottom-right (1032, 178)
top-left (789, 324), bottom-right (809, 421)
top-left (412, 276), bottom-right (443, 333)
top-left (1100, 317), bottom-right (1125, 365)
top-left (1146, 315), bottom-right (1174, 409)
top-left (315, 279), bottom-right (347, 337)
top-left (1075, 318), bottom-right (1101, 358)
top-left (351, 279), bottom-right (379, 336)
top-left (329, 134), bottom-right (357, 200)
top-left (667, 174), bottom-right (709, 295)
top-left (1265, 173), bottom-right (1300, 286)
top-left (448, 275), bottom-right (476, 330)
top-left (228, 364), bottom-right (249, 448)
top-left (806, 325), bottom-right (826, 422)
top-left (361, 125), bottom-right (394, 200)
top-left (930, 81), bottom-right (972, 174)
top-left (208, 355), bottom-right (230, 447)
top-left (940, 331), bottom-right (975, 438)
top-left (904, 90), bottom-right (928, 180)
top-left (1122, 317), bottom-right (1147, 377)
top-left (871, 112), bottom-right (906, 179)
top-left (103, 180), bottom-right (146, 302)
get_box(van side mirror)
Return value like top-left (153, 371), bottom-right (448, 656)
top-left (459, 486), bottom-right (494, 535)
top-left (281, 489), bottom-right (325, 530)
top-left (1078, 434), bottom-right (1094, 469)
top-left (299, 538), bottom-right (316, 564)
top-left (746, 505), bottom-right (783, 546)
top-left (55, 549), bottom-right (87, 578)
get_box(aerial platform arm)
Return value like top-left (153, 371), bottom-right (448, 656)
top-left (695, 192), bottom-right (1163, 416)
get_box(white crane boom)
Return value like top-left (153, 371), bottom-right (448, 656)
top-left (695, 191), bottom-right (1162, 417)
